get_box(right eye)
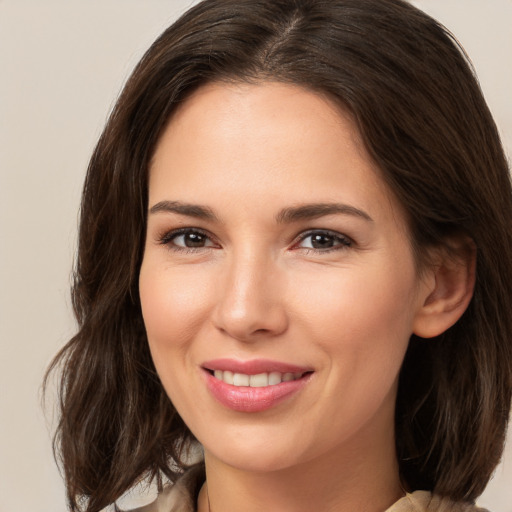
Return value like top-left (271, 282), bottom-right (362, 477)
top-left (159, 228), bottom-right (217, 251)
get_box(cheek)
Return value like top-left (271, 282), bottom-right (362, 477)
top-left (289, 261), bottom-right (417, 439)
top-left (291, 257), bottom-right (418, 377)
top-left (296, 258), bottom-right (416, 327)
top-left (139, 262), bottom-right (216, 418)
top-left (139, 262), bottom-right (212, 361)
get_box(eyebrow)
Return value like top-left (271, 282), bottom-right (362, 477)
top-left (149, 200), bottom-right (218, 220)
top-left (148, 200), bottom-right (373, 223)
top-left (275, 203), bottom-right (373, 223)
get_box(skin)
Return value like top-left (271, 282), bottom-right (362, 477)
top-left (139, 82), bottom-right (472, 512)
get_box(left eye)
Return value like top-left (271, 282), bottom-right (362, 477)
top-left (296, 231), bottom-right (351, 250)
top-left (161, 229), bottom-right (216, 249)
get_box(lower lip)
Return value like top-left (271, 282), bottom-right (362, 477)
top-left (203, 370), bottom-right (312, 413)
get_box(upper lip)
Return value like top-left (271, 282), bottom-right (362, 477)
top-left (202, 358), bottom-right (313, 375)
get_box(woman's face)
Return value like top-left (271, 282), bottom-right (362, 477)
top-left (139, 82), bottom-right (431, 473)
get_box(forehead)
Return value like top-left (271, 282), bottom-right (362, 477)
top-left (149, 81), bottom-right (405, 231)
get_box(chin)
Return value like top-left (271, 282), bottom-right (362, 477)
top-left (198, 422), bottom-right (318, 474)
top-left (207, 445), bottom-right (302, 473)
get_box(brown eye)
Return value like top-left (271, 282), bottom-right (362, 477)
top-left (179, 231), bottom-right (208, 247)
top-left (160, 229), bottom-right (217, 250)
top-left (297, 230), bottom-right (352, 251)
top-left (310, 233), bottom-right (336, 249)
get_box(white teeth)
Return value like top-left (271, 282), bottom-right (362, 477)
top-left (215, 369), bottom-right (235, 385)
top-left (249, 373), bottom-right (268, 387)
top-left (233, 373), bottom-right (250, 386)
top-left (223, 370), bottom-right (234, 385)
top-left (268, 372), bottom-right (281, 385)
top-left (212, 370), bottom-right (304, 387)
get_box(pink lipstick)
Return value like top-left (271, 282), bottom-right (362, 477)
top-left (202, 358), bottom-right (313, 413)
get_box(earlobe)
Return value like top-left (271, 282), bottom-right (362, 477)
top-left (413, 240), bottom-right (476, 339)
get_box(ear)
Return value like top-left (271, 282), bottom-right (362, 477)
top-left (413, 239), bottom-right (476, 339)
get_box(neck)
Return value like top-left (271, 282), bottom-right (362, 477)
top-left (198, 418), bottom-right (403, 512)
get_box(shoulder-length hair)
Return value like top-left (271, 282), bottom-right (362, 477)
top-left (46, 1), bottom-right (512, 510)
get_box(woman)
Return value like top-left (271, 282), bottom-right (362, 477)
top-left (46, 0), bottom-right (512, 511)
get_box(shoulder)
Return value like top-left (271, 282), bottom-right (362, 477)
top-left (121, 464), bottom-right (205, 512)
top-left (387, 491), bottom-right (490, 512)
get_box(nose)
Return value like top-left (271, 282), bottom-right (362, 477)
top-left (212, 251), bottom-right (289, 342)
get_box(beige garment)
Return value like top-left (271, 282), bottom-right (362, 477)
top-left (126, 465), bottom-right (489, 512)
top-left (389, 492), bottom-right (489, 512)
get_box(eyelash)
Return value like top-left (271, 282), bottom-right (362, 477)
top-left (157, 228), bottom-right (352, 254)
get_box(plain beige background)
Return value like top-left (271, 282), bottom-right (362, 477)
top-left (0, 1), bottom-right (511, 511)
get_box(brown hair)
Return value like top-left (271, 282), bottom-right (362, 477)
top-left (45, 0), bottom-right (512, 510)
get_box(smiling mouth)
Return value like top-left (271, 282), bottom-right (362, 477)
top-left (203, 364), bottom-right (314, 412)
top-left (208, 369), bottom-right (310, 387)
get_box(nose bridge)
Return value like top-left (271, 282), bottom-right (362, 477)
top-left (213, 244), bottom-right (287, 340)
